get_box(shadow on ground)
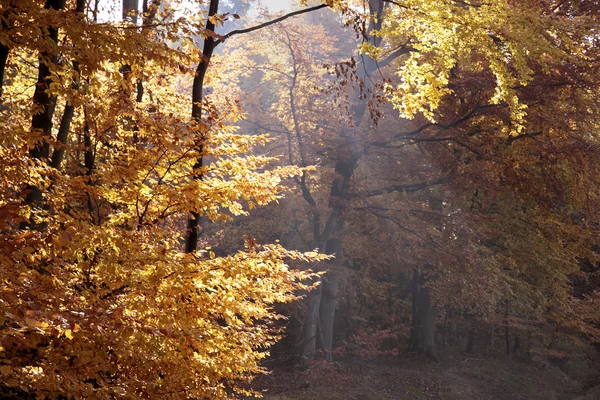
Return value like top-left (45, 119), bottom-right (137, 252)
top-left (250, 351), bottom-right (599, 400)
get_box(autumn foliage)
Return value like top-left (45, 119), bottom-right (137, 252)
top-left (211, 0), bottom-right (600, 362)
top-left (2, 0), bottom-right (600, 398)
top-left (0, 0), bottom-right (323, 398)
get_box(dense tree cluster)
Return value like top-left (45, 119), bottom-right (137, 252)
top-left (217, 0), bottom-right (600, 362)
top-left (1, 0), bottom-right (600, 398)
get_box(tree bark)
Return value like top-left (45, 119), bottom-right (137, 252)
top-left (135, 0), bottom-right (160, 105)
top-left (50, 0), bottom-right (86, 170)
top-left (26, 0), bottom-right (66, 209)
top-left (318, 277), bottom-right (338, 358)
top-left (300, 0), bottom-right (389, 361)
top-left (50, 98), bottom-right (76, 169)
top-left (122, 0), bottom-right (138, 23)
top-left (513, 334), bottom-right (521, 353)
top-left (0, 32), bottom-right (8, 99)
top-left (410, 269), bottom-right (420, 349)
top-left (302, 283), bottom-right (322, 360)
top-left (185, 0), bottom-right (219, 253)
top-left (142, 0), bottom-right (160, 26)
top-left (0, 1), bottom-right (15, 99)
top-left (466, 327), bottom-right (476, 353)
top-left (300, 158), bottom-right (355, 361)
top-left (505, 299), bottom-right (510, 355)
top-left (410, 269), bottom-right (438, 360)
top-left (317, 154), bottom-right (359, 355)
top-left (416, 285), bottom-right (437, 359)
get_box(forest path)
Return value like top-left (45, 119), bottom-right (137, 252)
top-left (251, 353), bottom-right (591, 400)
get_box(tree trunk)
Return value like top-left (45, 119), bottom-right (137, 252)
top-left (50, 0), bottom-right (86, 170)
top-left (301, 282), bottom-right (322, 362)
top-left (466, 327), bottom-right (476, 353)
top-left (30, 0), bottom-right (67, 161)
top-left (134, 0), bottom-right (161, 105)
top-left (417, 285), bottom-right (437, 359)
top-left (0, 1), bottom-right (15, 99)
top-left (505, 299), bottom-right (510, 356)
top-left (298, 0), bottom-right (407, 363)
top-left (122, 0), bottom-right (138, 23)
top-left (488, 324), bottom-right (495, 349)
top-left (303, 0), bottom-right (388, 359)
top-left (0, 35), bottom-right (8, 99)
top-left (25, 0), bottom-right (66, 212)
top-left (410, 269), bottom-right (438, 360)
top-left (317, 156), bottom-right (354, 357)
top-left (440, 311), bottom-right (447, 355)
top-left (319, 262), bottom-right (340, 358)
top-left (513, 335), bottom-right (521, 353)
top-left (185, 0), bottom-right (218, 253)
top-left (409, 269), bottom-right (421, 350)
top-left (300, 151), bottom-right (357, 360)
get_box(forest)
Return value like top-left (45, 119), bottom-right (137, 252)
top-left (1, 0), bottom-right (600, 399)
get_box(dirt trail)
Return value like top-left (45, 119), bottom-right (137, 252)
top-left (250, 354), bottom-right (594, 400)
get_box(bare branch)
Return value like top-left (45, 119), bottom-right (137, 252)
top-left (215, 4), bottom-right (329, 46)
top-left (507, 130), bottom-right (542, 145)
top-left (363, 177), bottom-right (448, 198)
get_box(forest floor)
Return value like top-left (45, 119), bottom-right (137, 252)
top-left (249, 350), bottom-right (600, 400)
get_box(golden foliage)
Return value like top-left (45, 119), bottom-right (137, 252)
top-left (0, 1), bottom-right (324, 398)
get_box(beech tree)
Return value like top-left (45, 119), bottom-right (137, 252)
top-left (213, 0), bottom-right (600, 361)
top-left (0, 0), bottom-right (325, 397)
top-left (1, 0), bottom-right (600, 397)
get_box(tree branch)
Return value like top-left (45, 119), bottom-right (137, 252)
top-left (412, 136), bottom-right (485, 158)
top-left (376, 45), bottom-right (416, 69)
top-left (507, 130), bottom-right (542, 145)
top-left (215, 4), bottom-right (329, 46)
top-left (366, 209), bottom-right (433, 244)
top-left (382, 0), bottom-right (409, 10)
top-left (363, 177), bottom-right (448, 198)
top-left (369, 104), bottom-right (501, 149)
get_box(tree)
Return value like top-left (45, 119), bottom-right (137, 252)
top-left (351, 0), bottom-right (600, 357)
top-left (214, 0), bottom-right (600, 362)
top-left (0, 0), bottom-right (324, 398)
top-left (2, 0), bottom-right (600, 397)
